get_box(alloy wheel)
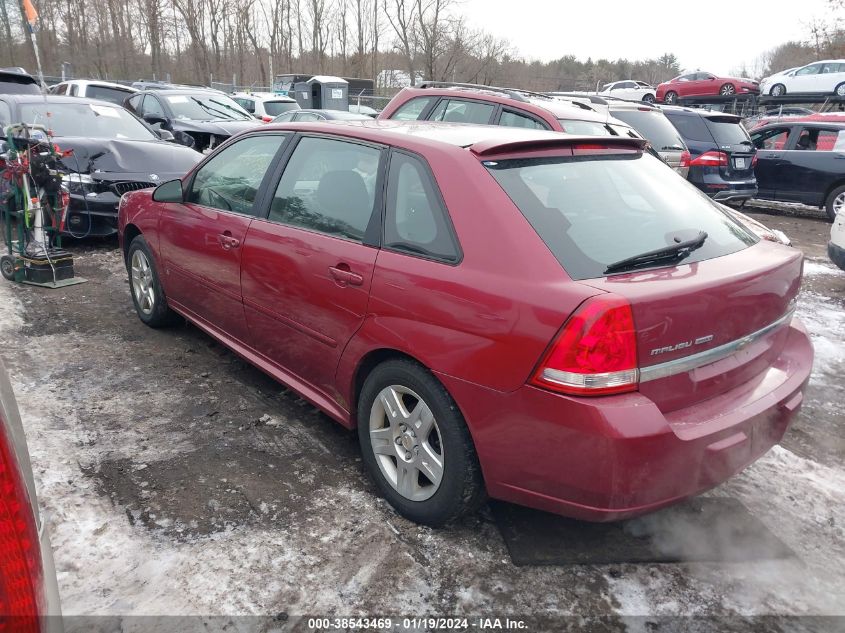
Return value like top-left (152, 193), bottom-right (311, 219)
top-left (772, 84), bottom-right (785, 97)
top-left (720, 84), bottom-right (736, 96)
top-left (837, 84), bottom-right (845, 97)
top-left (368, 385), bottom-right (444, 502)
top-left (130, 249), bottom-right (156, 315)
top-left (834, 192), bottom-right (845, 216)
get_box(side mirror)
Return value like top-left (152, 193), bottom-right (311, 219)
top-left (143, 114), bottom-right (168, 127)
top-left (152, 179), bottom-right (184, 203)
top-left (157, 128), bottom-right (175, 142)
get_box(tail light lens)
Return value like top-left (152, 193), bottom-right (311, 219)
top-left (261, 115), bottom-right (273, 123)
top-left (679, 150), bottom-right (691, 168)
top-left (689, 151), bottom-right (729, 167)
top-left (752, 154), bottom-right (758, 167)
top-left (530, 296), bottom-right (639, 396)
top-left (0, 418), bottom-right (44, 631)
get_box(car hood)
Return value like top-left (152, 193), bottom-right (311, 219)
top-left (170, 118), bottom-right (261, 135)
top-left (56, 137), bottom-right (202, 178)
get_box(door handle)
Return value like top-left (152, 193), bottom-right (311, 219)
top-left (328, 265), bottom-right (364, 286)
top-left (218, 233), bottom-right (241, 250)
top-left (769, 153), bottom-right (781, 159)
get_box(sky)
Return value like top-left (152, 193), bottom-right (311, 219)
top-left (461, 0), bottom-right (836, 76)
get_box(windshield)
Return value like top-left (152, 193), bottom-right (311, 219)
top-left (610, 109), bottom-right (686, 150)
top-left (19, 102), bottom-right (156, 140)
top-left (164, 94), bottom-right (253, 121)
top-left (263, 100), bottom-right (300, 116)
top-left (704, 118), bottom-right (752, 146)
top-left (0, 78), bottom-right (40, 95)
top-left (485, 152), bottom-right (756, 280)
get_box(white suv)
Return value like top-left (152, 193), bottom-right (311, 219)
top-left (231, 91), bottom-right (300, 121)
top-left (761, 60), bottom-right (845, 97)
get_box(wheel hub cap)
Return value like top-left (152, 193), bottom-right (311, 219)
top-left (130, 250), bottom-right (156, 316)
top-left (369, 385), bottom-right (444, 501)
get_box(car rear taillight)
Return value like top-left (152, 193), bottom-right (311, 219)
top-left (530, 296), bottom-right (639, 396)
top-left (689, 151), bottom-right (729, 167)
top-left (0, 421), bottom-right (43, 631)
top-left (261, 116), bottom-right (273, 123)
top-left (752, 154), bottom-right (758, 167)
top-left (679, 150), bottom-right (691, 168)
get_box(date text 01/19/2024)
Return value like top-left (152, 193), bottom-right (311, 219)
top-left (305, 617), bottom-right (528, 630)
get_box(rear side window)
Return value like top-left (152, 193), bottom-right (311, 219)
top-left (609, 110), bottom-right (685, 151)
top-left (664, 113), bottom-right (713, 143)
top-left (391, 96), bottom-right (436, 121)
top-left (86, 85), bottom-right (132, 105)
top-left (704, 118), bottom-right (751, 146)
top-left (796, 128), bottom-right (845, 151)
top-left (269, 136), bottom-right (382, 242)
top-left (485, 152), bottom-right (756, 280)
top-left (499, 110), bottom-right (548, 130)
top-left (384, 152), bottom-right (459, 263)
top-left (428, 99), bottom-right (495, 124)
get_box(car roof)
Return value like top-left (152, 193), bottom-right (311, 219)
top-left (58, 79), bottom-right (136, 91)
top-left (262, 119), bottom-right (647, 155)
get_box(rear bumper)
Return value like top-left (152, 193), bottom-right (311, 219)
top-left (440, 318), bottom-right (812, 522)
top-left (829, 240), bottom-right (845, 271)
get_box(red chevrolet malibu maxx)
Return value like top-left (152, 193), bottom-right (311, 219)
top-left (118, 120), bottom-right (813, 526)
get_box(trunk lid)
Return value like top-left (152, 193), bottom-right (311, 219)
top-left (578, 242), bottom-right (802, 413)
top-left (702, 115), bottom-right (757, 179)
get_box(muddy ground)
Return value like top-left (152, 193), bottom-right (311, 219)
top-left (0, 202), bottom-right (843, 632)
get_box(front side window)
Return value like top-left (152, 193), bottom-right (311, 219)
top-left (752, 127), bottom-right (790, 150)
top-left (499, 110), bottom-right (547, 130)
top-left (428, 99), bottom-right (495, 124)
top-left (268, 136), bottom-right (382, 242)
top-left (384, 152), bottom-right (459, 262)
top-left (188, 135), bottom-right (286, 215)
top-left (141, 95), bottom-right (166, 117)
top-left (391, 96), bottom-right (436, 121)
top-left (796, 64), bottom-right (822, 76)
top-left (53, 83), bottom-right (68, 95)
top-left (485, 151), bottom-right (756, 280)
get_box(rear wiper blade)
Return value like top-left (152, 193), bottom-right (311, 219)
top-left (604, 231), bottom-right (708, 274)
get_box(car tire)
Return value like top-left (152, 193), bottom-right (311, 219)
top-left (835, 83), bottom-right (845, 97)
top-left (720, 83), bottom-right (736, 96)
top-left (771, 84), bottom-right (786, 97)
top-left (127, 235), bottom-right (179, 327)
top-left (642, 93), bottom-right (655, 104)
top-left (357, 358), bottom-right (485, 527)
top-left (825, 185), bottom-right (845, 222)
top-left (664, 91), bottom-right (678, 104)
top-left (0, 255), bottom-right (15, 281)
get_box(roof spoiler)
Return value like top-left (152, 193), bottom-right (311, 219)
top-left (470, 136), bottom-right (648, 157)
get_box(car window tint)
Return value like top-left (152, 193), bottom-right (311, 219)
top-left (188, 135), bottom-right (285, 215)
top-left (384, 153), bottom-right (459, 262)
top-left (391, 96), bottom-right (436, 121)
top-left (797, 128), bottom-right (842, 151)
top-left (486, 152), bottom-right (756, 280)
top-left (141, 95), bottom-right (166, 117)
top-left (268, 136), bottom-right (381, 242)
top-left (429, 99), bottom-right (494, 124)
top-left (499, 110), bottom-right (547, 130)
top-left (665, 113), bottom-right (713, 143)
top-left (752, 127), bottom-right (790, 150)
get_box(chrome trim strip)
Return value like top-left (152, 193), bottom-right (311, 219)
top-left (639, 309), bottom-right (795, 383)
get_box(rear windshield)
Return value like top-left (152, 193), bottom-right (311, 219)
top-left (485, 152), bottom-right (757, 280)
top-left (610, 110), bottom-right (686, 151)
top-left (263, 100), bottom-right (299, 116)
top-left (664, 112), bottom-right (713, 143)
top-left (704, 117), bottom-right (752, 146)
top-left (86, 84), bottom-right (133, 105)
top-left (557, 119), bottom-right (615, 135)
top-left (0, 78), bottom-right (40, 95)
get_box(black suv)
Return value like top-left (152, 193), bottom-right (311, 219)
top-left (661, 106), bottom-right (757, 202)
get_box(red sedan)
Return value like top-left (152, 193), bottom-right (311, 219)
top-left (657, 72), bottom-right (760, 104)
top-left (117, 120), bottom-right (812, 526)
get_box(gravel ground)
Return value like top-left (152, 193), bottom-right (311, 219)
top-left (0, 204), bottom-right (842, 632)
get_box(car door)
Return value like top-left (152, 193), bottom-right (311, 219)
top-left (240, 134), bottom-right (384, 403)
top-left (789, 63), bottom-right (823, 93)
top-left (751, 126), bottom-right (793, 200)
top-left (778, 126), bottom-right (845, 205)
top-left (158, 133), bottom-right (289, 344)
